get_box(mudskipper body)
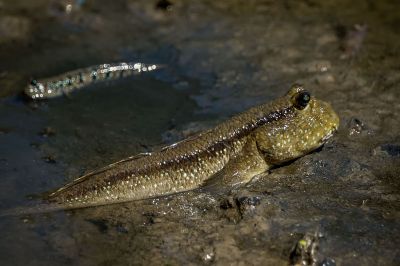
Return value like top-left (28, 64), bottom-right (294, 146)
top-left (46, 84), bottom-right (339, 211)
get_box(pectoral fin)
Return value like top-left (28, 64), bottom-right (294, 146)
top-left (201, 137), bottom-right (269, 194)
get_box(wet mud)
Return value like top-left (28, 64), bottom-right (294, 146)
top-left (0, 0), bottom-right (399, 265)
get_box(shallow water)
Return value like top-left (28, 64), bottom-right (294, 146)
top-left (0, 0), bottom-right (399, 265)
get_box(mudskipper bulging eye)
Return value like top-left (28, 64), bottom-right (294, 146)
top-left (294, 91), bottom-right (311, 110)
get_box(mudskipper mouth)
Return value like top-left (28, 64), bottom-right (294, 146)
top-left (321, 128), bottom-right (338, 143)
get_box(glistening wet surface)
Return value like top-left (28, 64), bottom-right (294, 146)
top-left (0, 1), bottom-right (399, 265)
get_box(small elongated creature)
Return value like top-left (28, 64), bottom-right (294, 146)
top-left (42, 84), bottom-right (339, 211)
top-left (25, 62), bottom-right (160, 99)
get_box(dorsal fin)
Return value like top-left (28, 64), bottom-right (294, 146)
top-left (159, 128), bottom-right (213, 153)
top-left (48, 153), bottom-right (152, 198)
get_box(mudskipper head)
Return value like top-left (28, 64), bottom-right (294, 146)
top-left (256, 84), bottom-right (339, 164)
top-left (26, 79), bottom-right (46, 100)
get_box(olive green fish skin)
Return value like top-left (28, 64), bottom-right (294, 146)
top-left (49, 84), bottom-right (339, 209)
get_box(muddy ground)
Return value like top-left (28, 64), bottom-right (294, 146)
top-left (0, 0), bottom-right (399, 265)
